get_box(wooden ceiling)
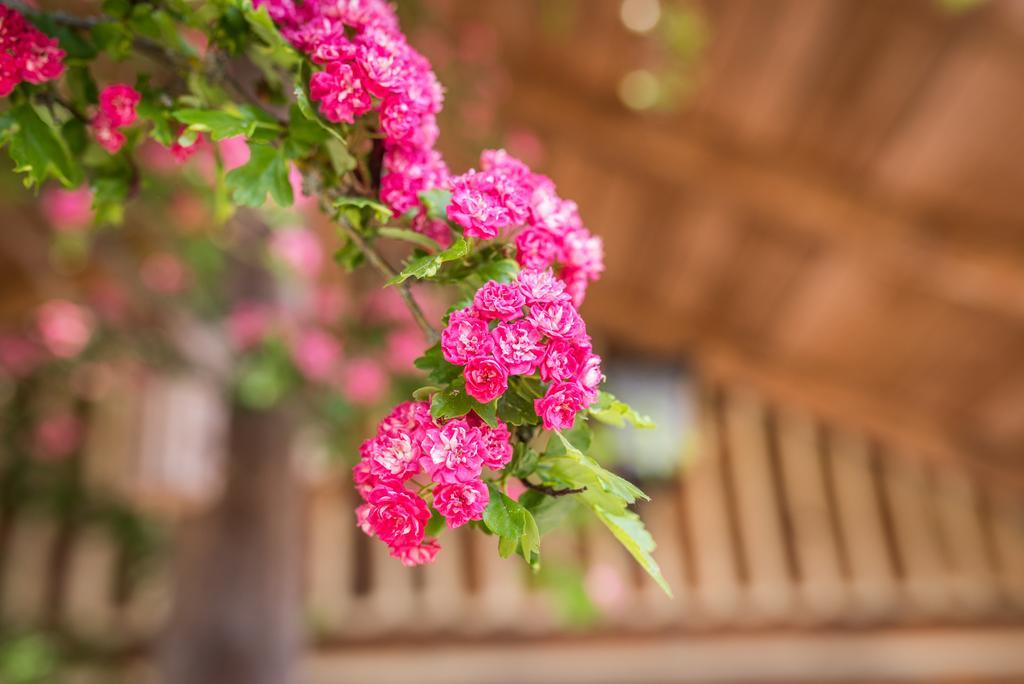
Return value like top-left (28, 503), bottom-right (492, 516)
top-left (435, 0), bottom-right (1024, 487)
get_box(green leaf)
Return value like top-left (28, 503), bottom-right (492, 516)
top-left (497, 381), bottom-right (539, 427)
top-left (418, 187), bottom-right (451, 218)
top-left (293, 84), bottom-right (348, 144)
top-left (334, 196), bottom-right (392, 222)
top-left (378, 226), bottom-right (442, 253)
top-left (411, 385), bottom-right (442, 401)
top-left (413, 343), bottom-right (462, 385)
top-left (333, 239), bottom-right (364, 271)
top-left (284, 103), bottom-right (328, 158)
top-left (542, 430), bottom-right (649, 506)
top-left (473, 258), bottom-right (520, 284)
top-left (91, 170), bottom-right (132, 225)
top-left (388, 236), bottom-right (469, 285)
top-left (4, 105), bottom-right (82, 189)
top-left (173, 106), bottom-right (281, 141)
top-left (510, 443), bottom-right (540, 479)
top-left (424, 507), bottom-right (445, 537)
top-left (587, 504), bottom-right (672, 596)
top-left (483, 483), bottom-right (526, 539)
top-left (429, 380), bottom-right (497, 427)
top-left (521, 490), bottom-right (580, 535)
top-left (225, 143), bottom-right (293, 207)
top-left (589, 391), bottom-right (656, 429)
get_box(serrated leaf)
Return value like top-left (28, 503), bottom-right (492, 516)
top-left (293, 84), bottom-right (348, 144)
top-left (225, 143), bottom-right (292, 207)
top-left (173, 106), bottom-right (281, 141)
top-left (497, 385), bottom-right (539, 427)
top-left (543, 431), bottom-right (649, 506)
top-left (521, 490), bottom-right (579, 535)
top-left (388, 236), bottom-right (469, 285)
top-left (284, 104), bottom-right (328, 158)
top-left (473, 258), bottom-right (520, 284)
top-left (587, 504), bottom-right (671, 596)
top-left (589, 391), bottom-right (656, 429)
top-left (5, 105), bottom-right (82, 189)
top-left (334, 196), bottom-right (392, 222)
top-left (413, 343), bottom-right (462, 385)
top-left (483, 483), bottom-right (526, 539)
top-left (418, 187), bottom-right (451, 218)
top-left (429, 381), bottom-right (497, 427)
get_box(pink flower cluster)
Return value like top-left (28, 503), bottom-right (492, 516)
top-left (0, 6), bottom-right (65, 97)
top-left (353, 401), bottom-right (514, 565)
top-left (448, 150), bottom-right (605, 306)
top-left (91, 84), bottom-right (140, 154)
top-left (256, 0), bottom-right (449, 238)
top-left (441, 269), bottom-right (603, 430)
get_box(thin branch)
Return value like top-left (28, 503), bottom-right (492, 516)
top-left (334, 217), bottom-right (439, 343)
top-left (518, 478), bottom-right (586, 498)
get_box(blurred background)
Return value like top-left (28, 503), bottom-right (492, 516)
top-left (2, 0), bottom-right (1024, 682)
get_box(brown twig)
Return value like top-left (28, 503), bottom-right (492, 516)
top-left (518, 479), bottom-right (587, 498)
top-left (333, 217), bottom-right (439, 343)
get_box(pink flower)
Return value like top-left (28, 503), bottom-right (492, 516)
top-left (534, 381), bottom-right (587, 431)
top-left (491, 319), bottom-right (544, 375)
top-left (420, 418), bottom-right (484, 484)
top-left (290, 328), bottom-right (341, 381)
top-left (37, 299), bottom-right (93, 358)
top-left (363, 483), bottom-right (431, 549)
top-left (477, 419), bottom-right (514, 470)
top-left (515, 227), bottom-right (560, 270)
top-left (564, 230), bottom-right (605, 279)
top-left (91, 114), bottom-right (126, 153)
top-left (463, 356), bottom-right (508, 403)
top-left (341, 357), bottom-right (388, 406)
top-left (386, 327), bottom-right (424, 373)
top-left (364, 432), bottom-right (421, 481)
top-left (472, 281), bottom-right (525, 322)
top-left (517, 268), bottom-right (569, 305)
top-left (578, 353), bottom-right (603, 403)
top-left (33, 412), bottom-right (83, 461)
top-left (529, 300), bottom-right (585, 341)
top-left (309, 60), bottom-right (373, 124)
top-left (447, 178), bottom-right (503, 239)
top-left (98, 84), bottom-right (140, 127)
top-left (540, 339), bottom-right (590, 383)
top-left (353, 459), bottom-right (395, 500)
top-left (169, 130), bottom-right (203, 162)
top-left (355, 502), bottom-right (374, 534)
top-left (41, 187), bottom-right (92, 232)
top-left (227, 303), bottom-right (272, 350)
top-left (270, 227), bottom-right (323, 277)
top-left (392, 538), bottom-right (440, 567)
top-left (0, 7), bottom-right (64, 96)
top-left (433, 480), bottom-right (489, 528)
top-left (440, 308), bottom-right (492, 365)
top-left (377, 400), bottom-right (432, 443)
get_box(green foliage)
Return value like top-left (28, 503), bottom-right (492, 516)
top-left (484, 483), bottom-right (539, 563)
top-left (173, 105), bottom-right (282, 141)
top-left (429, 379), bottom-right (497, 427)
top-left (587, 505), bottom-right (671, 596)
top-left (378, 226), bottom-right (443, 253)
top-left (497, 376), bottom-right (544, 426)
top-left (0, 634), bottom-right (59, 684)
top-left (589, 390), bottom-right (656, 429)
top-left (388, 235), bottom-right (469, 285)
top-left (1, 105), bottom-right (82, 189)
top-left (225, 142), bottom-right (293, 207)
top-left (414, 343), bottom-right (462, 385)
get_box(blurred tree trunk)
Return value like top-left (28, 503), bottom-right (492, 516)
top-left (160, 215), bottom-right (302, 684)
top-left (159, 403), bottom-right (302, 684)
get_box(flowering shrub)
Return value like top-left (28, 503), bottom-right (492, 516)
top-left (0, 0), bottom-right (668, 594)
